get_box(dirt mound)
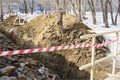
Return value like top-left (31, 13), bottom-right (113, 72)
top-left (17, 13), bottom-right (109, 65)
top-left (0, 13), bottom-right (110, 79)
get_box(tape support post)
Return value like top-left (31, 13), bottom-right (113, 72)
top-left (0, 39), bottom-right (118, 56)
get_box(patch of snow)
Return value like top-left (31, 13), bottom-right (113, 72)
top-left (4, 13), bottom-right (41, 22)
top-left (18, 13), bottom-right (40, 22)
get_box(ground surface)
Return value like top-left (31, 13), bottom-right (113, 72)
top-left (0, 13), bottom-right (116, 80)
top-left (105, 72), bottom-right (120, 80)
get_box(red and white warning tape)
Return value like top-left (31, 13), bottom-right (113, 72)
top-left (0, 39), bottom-right (118, 56)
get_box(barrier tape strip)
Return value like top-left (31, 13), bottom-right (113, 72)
top-left (0, 39), bottom-right (118, 56)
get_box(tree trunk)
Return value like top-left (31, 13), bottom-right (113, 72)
top-left (70, 0), bottom-right (78, 17)
top-left (7, 1), bottom-right (12, 14)
top-left (108, 0), bottom-right (115, 25)
top-left (104, 0), bottom-right (109, 27)
top-left (91, 0), bottom-right (96, 24)
top-left (56, 0), bottom-right (64, 36)
top-left (57, 9), bottom-right (64, 34)
top-left (11, 0), bottom-right (14, 14)
top-left (23, 0), bottom-right (28, 13)
top-left (119, 0), bottom-right (120, 15)
top-left (78, 0), bottom-right (82, 22)
top-left (63, 0), bottom-right (66, 15)
top-left (100, 0), bottom-right (105, 23)
top-left (31, 0), bottom-right (34, 14)
top-left (28, 0), bottom-right (35, 14)
top-left (92, 10), bottom-right (96, 24)
top-left (115, 0), bottom-right (120, 25)
top-left (88, 0), bottom-right (96, 24)
top-left (81, 0), bottom-right (86, 18)
top-left (0, 0), bottom-right (3, 22)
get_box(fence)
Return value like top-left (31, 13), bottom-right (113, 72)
top-left (79, 30), bottom-right (120, 80)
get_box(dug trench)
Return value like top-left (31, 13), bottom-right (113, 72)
top-left (0, 14), bottom-right (113, 80)
top-left (0, 32), bottom-right (62, 80)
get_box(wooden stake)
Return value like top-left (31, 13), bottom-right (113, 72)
top-left (112, 32), bottom-right (119, 75)
top-left (91, 37), bottom-right (96, 80)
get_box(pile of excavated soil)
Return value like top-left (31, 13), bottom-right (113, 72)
top-left (0, 13), bottom-right (111, 79)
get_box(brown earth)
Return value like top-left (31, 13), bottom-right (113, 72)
top-left (0, 13), bottom-right (115, 80)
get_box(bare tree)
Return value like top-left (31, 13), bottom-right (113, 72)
top-left (119, 0), bottom-right (120, 15)
top-left (18, 0), bottom-right (24, 13)
top-left (69, 0), bottom-right (82, 22)
top-left (45, 1), bottom-right (52, 14)
top-left (63, 0), bottom-right (67, 14)
top-left (7, 1), bottom-right (12, 14)
top-left (39, 0), bottom-right (53, 14)
top-left (0, 0), bottom-right (3, 22)
top-left (5, 0), bottom-right (14, 14)
top-left (70, 0), bottom-right (78, 17)
top-left (23, 0), bottom-right (28, 13)
top-left (104, 0), bottom-right (109, 27)
top-left (81, 0), bottom-right (87, 18)
top-left (101, 0), bottom-right (114, 27)
top-left (78, 0), bottom-right (82, 22)
top-left (11, 0), bottom-right (14, 13)
top-left (56, 0), bottom-right (64, 36)
top-left (115, 0), bottom-right (120, 25)
top-left (100, 0), bottom-right (105, 23)
top-left (108, 0), bottom-right (115, 25)
top-left (88, 0), bottom-right (96, 24)
top-left (28, 0), bottom-right (35, 14)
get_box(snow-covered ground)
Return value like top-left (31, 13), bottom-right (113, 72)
top-left (4, 13), bottom-right (40, 22)
top-left (3, 11), bottom-right (55, 23)
top-left (83, 12), bottom-right (120, 68)
top-left (18, 13), bottom-right (39, 22)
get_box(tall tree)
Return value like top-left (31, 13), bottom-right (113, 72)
top-left (28, 0), bottom-right (35, 14)
top-left (70, 0), bottom-right (82, 22)
top-left (23, 0), bottom-right (28, 13)
top-left (78, 0), bottom-right (82, 22)
top-left (115, 0), bottom-right (120, 25)
top-left (104, 0), bottom-right (109, 27)
top-left (70, 0), bottom-right (78, 17)
top-left (7, 0), bottom-right (12, 14)
top-left (0, 0), bottom-right (3, 22)
top-left (11, 0), bottom-right (14, 14)
top-left (88, 0), bottom-right (96, 24)
top-left (63, 0), bottom-right (67, 14)
top-left (119, 0), bottom-right (120, 15)
top-left (18, 0), bottom-right (24, 13)
top-left (56, 0), bottom-right (64, 36)
top-left (100, 0), bottom-right (105, 23)
top-left (108, 0), bottom-right (115, 25)
top-left (81, 0), bottom-right (87, 18)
